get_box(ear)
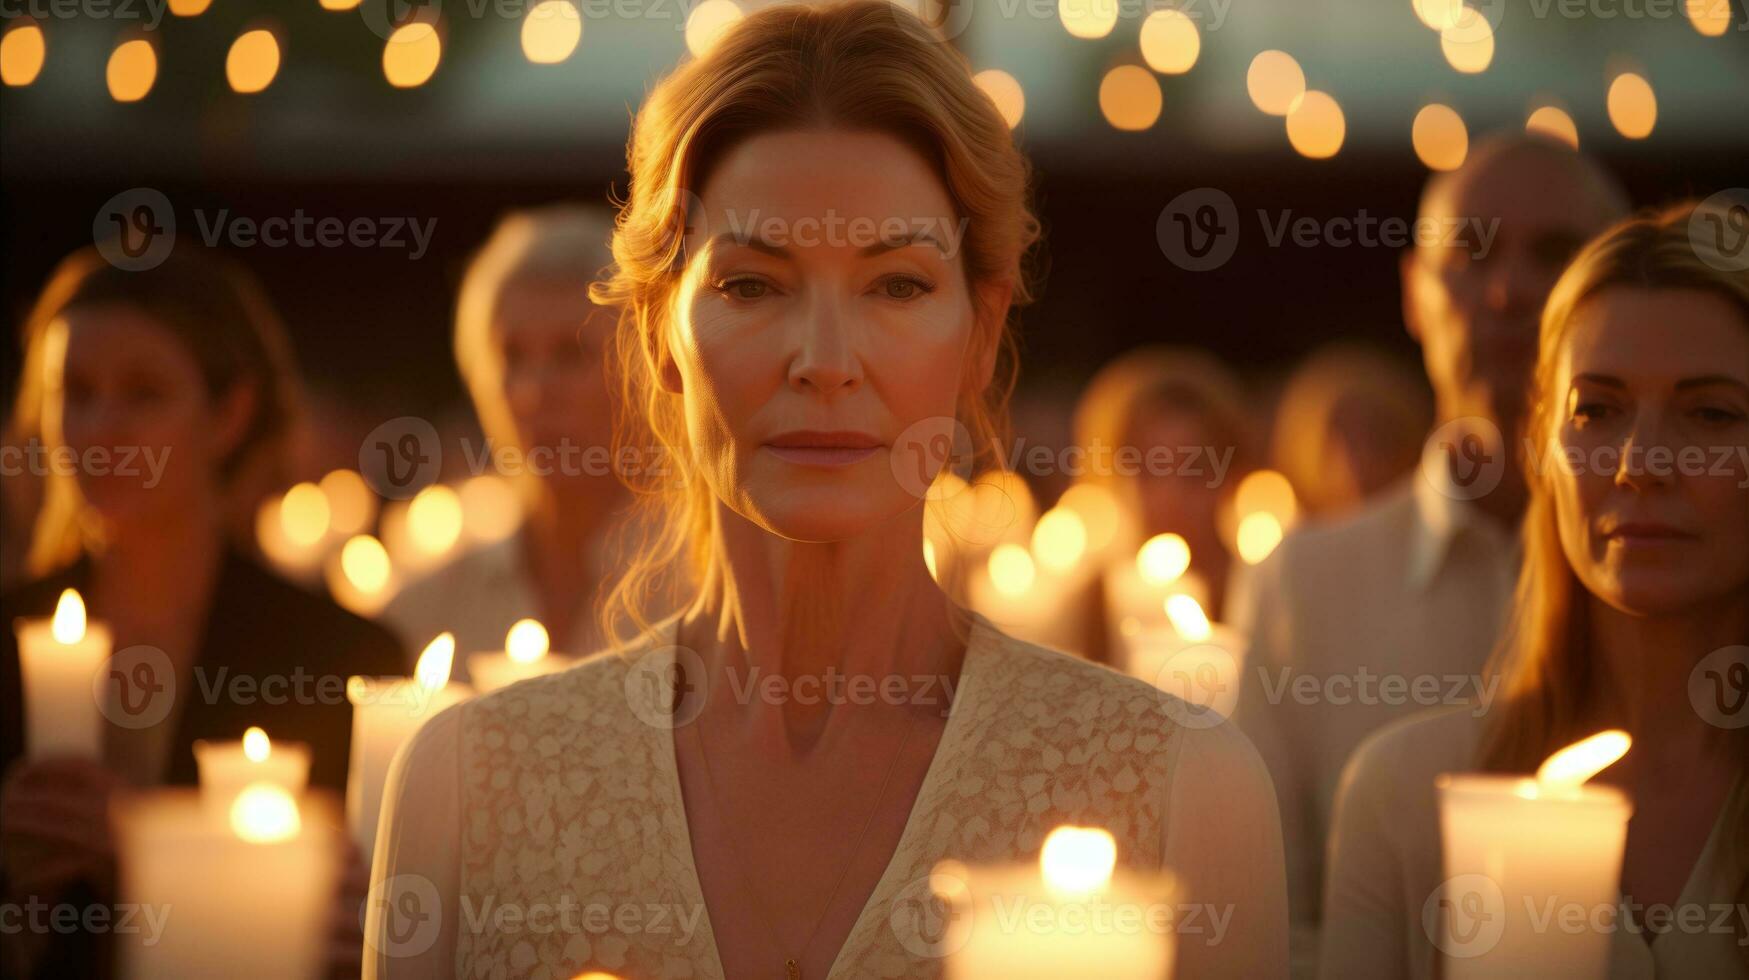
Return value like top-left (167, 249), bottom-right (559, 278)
top-left (211, 381), bottom-right (259, 462)
top-left (1400, 248), bottom-right (1426, 345)
top-left (970, 277), bottom-right (1014, 393)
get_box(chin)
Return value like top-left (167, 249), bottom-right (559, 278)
top-left (740, 472), bottom-right (914, 543)
top-left (1585, 567), bottom-right (1719, 618)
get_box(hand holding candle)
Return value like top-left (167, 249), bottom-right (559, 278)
top-left (14, 589), bottom-right (112, 760)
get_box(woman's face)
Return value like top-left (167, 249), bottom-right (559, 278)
top-left (494, 279), bottom-right (615, 475)
top-left (46, 304), bottom-right (249, 524)
top-left (669, 128), bottom-right (998, 542)
top-left (1548, 286), bottom-right (1749, 616)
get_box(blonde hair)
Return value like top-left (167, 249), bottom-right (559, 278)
top-left (1072, 344), bottom-right (1254, 497)
top-left (1476, 199), bottom-right (1749, 952)
top-left (589, 0), bottom-right (1040, 645)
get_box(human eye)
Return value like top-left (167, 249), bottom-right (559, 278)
top-left (873, 273), bottom-right (936, 301)
top-left (712, 275), bottom-right (776, 301)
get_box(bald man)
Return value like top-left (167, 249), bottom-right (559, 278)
top-left (1230, 135), bottom-right (1630, 976)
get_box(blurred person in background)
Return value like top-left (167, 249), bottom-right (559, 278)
top-left (0, 243), bottom-right (404, 979)
top-left (1321, 201), bottom-right (1749, 978)
top-left (1232, 133), bottom-right (1631, 975)
top-left (1271, 341), bottom-right (1432, 519)
top-left (380, 204), bottom-right (654, 673)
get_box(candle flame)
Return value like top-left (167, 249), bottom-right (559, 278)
top-left (1040, 825), bottom-right (1116, 895)
top-left (229, 783), bottom-right (301, 843)
top-left (1137, 533), bottom-right (1191, 587)
top-left (1535, 729), bottom-right (1631, 790)
top-left (414, 632), bottom-right (456, 692)
top-left (242, 726), bottom-right (271, 762)
top-left (988, 543), bottom-right (1036, 597)
top-left (1164, 593), bottom-right (1213, 642)
top-left (506, 619), bottom-right (550, 664)
top-left (51, 589), bottom-right (87, 644)
top-left (1236, 512), bottom-right (1285, 565)
top-left (1031, 507), bottom-right (1088, 572)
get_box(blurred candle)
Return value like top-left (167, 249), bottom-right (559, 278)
top-left (1120, 593), bottom-right (1246, 722)
top-left (115, 786), bottom-right (340, 979)
top-left (346, 633), bottom-right (472, 856)
top-left (193, 726), bottom-right (311, 819)
top-left (256, 483), bottom-right (332, 580)
top-left (1435, 731), bottom-right (1633, 979)
top-left (14, 589), bottom-right (112, 759)
top-left (468, 618), bottom-right (572, 693)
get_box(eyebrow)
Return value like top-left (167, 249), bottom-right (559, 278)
top-left (696, 228), bottom-right (950, 258)
top-left (1572, 372), bottom-right (1749, 393)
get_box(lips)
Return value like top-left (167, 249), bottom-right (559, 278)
top-left (762, 430), bottom-right (882, 467)
top-left (1601, 521), bottom-right (1696, 543)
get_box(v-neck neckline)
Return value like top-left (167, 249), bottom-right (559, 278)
top-left (650, 610), bottom-right (993, 980)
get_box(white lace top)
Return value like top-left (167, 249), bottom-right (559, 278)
top-left (363, 611), bottom-right (1287, 979)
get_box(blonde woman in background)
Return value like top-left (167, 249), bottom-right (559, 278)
top-left (381, 204), bottom-right (656, 672)
top-left (1321, 201), bottom-right (1749, 978)
top-left (1270, 341), bottom-right (1431, 519)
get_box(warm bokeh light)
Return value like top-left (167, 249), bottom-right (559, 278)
top-left (1040, 825), bottom-right (1117, 895)
top-left (1058, 483), bottom-right (1122, 556)
top-left (319, 469), bottom-right (377, 537)
top-left (1286, 90), bottom-right (1345, 159)
top-left (1164, 593), bottom-right (1212, 643)
top-left (340, 535), bottom-right (393, 594)
top-left (106, 38), bottom-right (156, 103)
top-left (1139, 9), bottom-right (1200, 74)
top-left (1236, 512), bottom-right (1285, 565)
top-left (280, 482), bottom-right (331, 547)
top-left (1137, 533), bottom-right (1192, 587)
top-left (505, 619), bottom-right (551, 664)
top-left (1412, 102), bottom-right (1468, 171)
top-left (1098, 65), bottom-right (1162, 132)
top-left (1439, 8), bottom-right (1494, 74)
top-left (230, 783), bottom-right (301, 843)
top-left (973, 69), bottom-right (1025, 129)
top-left (1, 22), bottom-right (45, 87)
top-left (1058, 0), bottom-right (1119, 40)
top-left (243, 727), bottom-right (271, 763)
top-left (458, 474), bottom-right (521, 544)
top-left (407, 485), bottom-right (464, 555)
top-left (319, 0), bottom-right (363, 9)
top-left (1234, 470), bottom-right (1299, 528)
top-left (226, 29), bottom-right (280, 95)
top-left (414, 633), bottom-right (457, 692)
top-left (1031, 507), bottom-right (1088, 573)
top-left (1246, 50), bottom-right (1304, 117)
top-left (168, 0), bottom-right (213, 14)
top-left (383, 22), bottom-right (442, 88)
top-left (1535, 730), bottom-right (1631, 791)
top-left (1607, 72), bottom-right (1656, 139)
top-left (922, 538), bottom-right (938, 580)
top-left (988, 543), bottom-right (1037, 597)
top-left (522, 0), bottom-right (582, 64)
top-left (51, 589), bottom-right (87, 645)
top-left (1685, 0), bottom-right (1732, 35)
top-left (685, 0), bottom-right (743, 57)
top-left (1411, 0), bottom-right (1463, 30)
top-left (1525, 105), bottom-right (1580, 148)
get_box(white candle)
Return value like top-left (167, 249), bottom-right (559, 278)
top-left (940, 826), bottom-right (1177, 979)
top-left (1103, 534), bottom-right (1211, 637)
top-left (467, 619), bottom-right (573, 693)
top-left (966, 544), bottom-right (1084, 652)
top-left (1435, 731), bottom-right (1634, 979)
top-left (346, 633), bottom-right (472, 856)
top-left (193, 726), bottom-right (311, 819)
top-left (14, 589), bottom-right (112, 759)
top-left (114, 785), bottom-right (341, 979)
top-left (1121, 594), bottom-right (1246, 725)
top-left (255, 482), bottom-right (333, 582)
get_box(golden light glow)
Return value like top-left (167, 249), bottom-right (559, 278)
top-left (1412, 0), bottom-right (1464, 30)
top-left (922, 538), bottom-right (938, 580)
top-left (1139, 10), bottom-right (1200, 75)
top-left (1535, 730), bottom-right (1631, 791)
top-left (1607, 73), bottom-right (1656, 139)
top-left (1137, 533), bottom-right (1192, 587)
top-left (1, 22), bottom-right (46, 87)
top-left (1286, 90), bottom-right (1345, 159)
top-left (973, 69), bottom-right (1025, 129)
top-left (230, 783), bottom-right (300, 843)
top-left (168, 0), bottom-right (213, 14)
top-left (414, 633), bottom-right (457, 692)
top-left (1031, 507), bottom-right (1088, 573)
top-left (1098, 65), bottom-right (1162, 132)
top-left (459, 474), bottom-right (521, 544)
top-left (226, 29), bottom-right (279, 93)
top-left (522, 0), bottom-right (582, 64)
top-left (106, 39), bottom-right (156, 103)
top-left (685, 0), bottom-right (742, 57)
top-left (1236, 512), bottom-right (1285, 565)
top-left (1164, 593), bottom-right (1212, 643)
top-left (242, 726), bottom-right (271, 763)
top-left (1525, 105), bottom-right (1580, 149)
top-left (319, 0), bottom-right (363, 9)
top-left (505, 619), bottom-right (550, 664)
top-left (1040, 825), bottom-right (1117, 895)
top-left (1440, 8), bottom-right (1494, 74)
top-left (340, 535), bottom-right (392, 594)
top-left (1234, 469), bottom-right (1299, 527)
top-left (383, 22), bottom-right (441, 89)
top-left (320, 469), bottom-right (377, 537)
top-left (1412, 103), bottom-right (1468, 171)
top-left (407, 485), bottom-right (464, 555)
top-left (51, 589), bottom-right (87, 645)
top-left (280, 482), bottom-right (331, 547)
top-left (988, 543), bottom-right (1037, 598)
top-left (1058, 483), bottom-right (1122, 555)
top-left (1685, 0), bottom-right (1732, 35)
top-left (1058, 0), bottom-right (1118, 39)
top-left (1246, 50), bottom-right (1304, 117)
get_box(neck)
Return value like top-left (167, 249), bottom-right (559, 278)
top-left (1586, 592), bottom-right (1749, 749)
top-left (90, 502), bottom-right (226, 626)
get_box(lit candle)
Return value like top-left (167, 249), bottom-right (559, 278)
top-left (114, 785), bottom-right (341, 979)
top-left (345, 633), bottom-right (473, 856)
top-left (13, 589), bottom-right (112, 759)
top-left (1435, 731), bottom-right (1633, 979)
top-left (1121, 593), bottom-right (1246, 724)
top-left (966, 543), bottom-right (1084, 651)
top-left (1103, 533), bottom-right (1212, 636)
top-left (467, 618), bottom-right (573, 693)
top-left (193, 726), bottom-right (311, 819)
top-left (323, 533), bottom-right (400, 617)
top-left (939, 825), bottom-right (1177, 978)
top-left (255, 482), bottom-right (333, 581)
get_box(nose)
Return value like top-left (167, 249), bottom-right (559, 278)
top-left (788, 290), bottom-right (862, 396)
top-left (1483, 253), bottom-right (1546, 317)
top-left (1614, 406), bottom-right (1676, 493)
